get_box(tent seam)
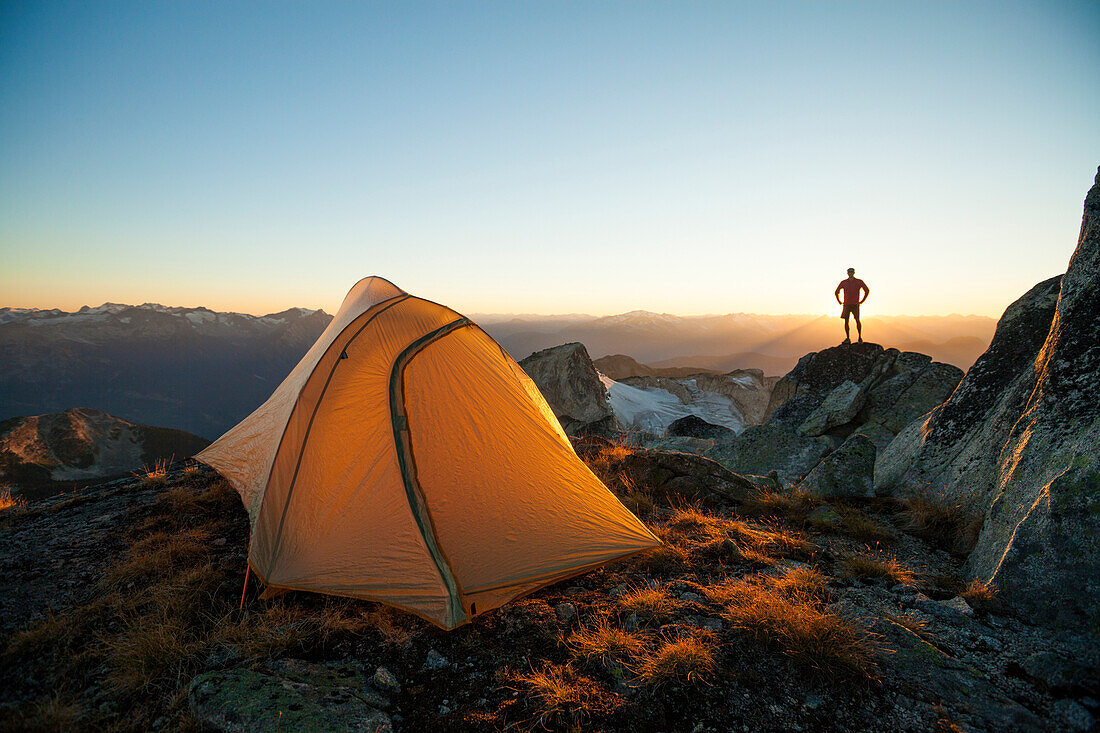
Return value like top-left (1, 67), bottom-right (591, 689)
top-left (389, 317), bottom-right (471, 627)
top-left (262, 294), bottom-right (411, 576)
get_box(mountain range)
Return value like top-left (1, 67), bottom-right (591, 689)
top-left (0, 303), bottom-right (331, 440)
top-left (0, 303), bottom-right (995, 439)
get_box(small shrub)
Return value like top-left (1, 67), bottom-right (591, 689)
top-left (637, 633), bottom-right (717, 686)
top-left (840, 554), bottom-right (917, 586)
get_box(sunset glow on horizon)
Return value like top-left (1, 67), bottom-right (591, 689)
top-left (2, 2), bottom-right (1098, 319)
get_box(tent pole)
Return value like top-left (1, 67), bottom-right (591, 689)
top-left (238, 564), bottom-right (251, 612)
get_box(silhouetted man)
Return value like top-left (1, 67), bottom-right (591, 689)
top-left (835, 267), bottom-right (869, 343)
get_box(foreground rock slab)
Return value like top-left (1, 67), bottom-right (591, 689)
top-left (189, 660), bottom-right (394, 733)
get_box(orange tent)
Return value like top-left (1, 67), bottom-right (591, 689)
top-left (197, 277), bottom-right (659, 628)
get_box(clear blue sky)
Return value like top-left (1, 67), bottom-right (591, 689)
top-left (2, 1), bottom-right (1098, 317)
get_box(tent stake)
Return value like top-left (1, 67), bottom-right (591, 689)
top-left (239, 564), bottom-right (251, 611)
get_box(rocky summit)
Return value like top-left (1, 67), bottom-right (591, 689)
top-left (707, 342), bottom-right (962, 484)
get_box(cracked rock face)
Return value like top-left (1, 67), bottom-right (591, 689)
top-left (965, 168), bottom-right (1100, 630)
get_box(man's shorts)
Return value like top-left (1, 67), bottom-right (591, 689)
top-left (841, 304), bottom-right (860, 319)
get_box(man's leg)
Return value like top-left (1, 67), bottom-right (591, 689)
top-left (843, 311), bottom-right (851, 342)
top-left (854, 312), bottom-right (862, 342)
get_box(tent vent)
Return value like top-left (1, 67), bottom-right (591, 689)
top-left (471, 602), bottom-right (477, 615)
top-left (340, 350), bottom-right (348, 359)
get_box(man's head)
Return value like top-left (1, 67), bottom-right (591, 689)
top-left (847, 267), bottom-right (855, 277)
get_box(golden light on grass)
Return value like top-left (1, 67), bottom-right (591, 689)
top-left (618, 584), bottom-right (681, 622)
top-left (637, 633), bottom-right (718, 686)
top-left (511, 662), bottom-right (622, 730)
top-left (713, 567), bottom-right (880, 680)
top-left (567, 617), bottom-right (644, 667)
top-left (648, 504), bottom-right (817, 571)
top-left (135, 457), bottom-right (172, 488)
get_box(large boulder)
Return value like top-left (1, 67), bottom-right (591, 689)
top-left (798, 380), bottom-right (865, 436)
top-left (799, 434), bottom-right (876, 498)
top-left (519, 342), bottom-right (616, 435)
top-left (874, 275), bottom-right (1063, 507)
top-left (706, 424), bottom-right (835, 484)
top-left (764, 342), bottom-right (888, 428)
top-left (764, 342), bottom-right (962, 442)
top-left (965, 168), bottom-right (1100, 630)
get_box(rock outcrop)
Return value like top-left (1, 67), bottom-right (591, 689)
top-left (0, 408), bottom-right (209, 484)
top-left (964, 169), bottom-right (1100, 629)
top-left (708, 343), bottom-right (962, 483)
top-left (874, 275), bottom-right (1063, 507)
top-left (518, 343), bottom-right (616, 435)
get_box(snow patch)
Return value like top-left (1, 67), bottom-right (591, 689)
top-left (599, 373), bottom-right (745, 435)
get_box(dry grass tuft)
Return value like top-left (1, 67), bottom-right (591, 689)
top-left (618, 585), bottom-right (681, 623)
top-left (895, 493), bottom-right (983, 556)
top-left (0, 486), bottom-right (27, 512)
top-left (835, 506), bottom-right (895, 544)
top-left (567, 618), bottom-right (645, 668)
top-left (714, 567), bottom-right (879, 680)
top-left (959, 578), bottom-right (1001, 614)
top-left (135, 457), bottom-right (171, 488)
top-left (840, 554), bottom-right (917, 586)
top-left (637, 632), bottom-right (718, 686)
top-left (741, 486), bottom-right (818, 522)
top-left (104, 528), bottom-right (213, 588)
top-left (882, 609), bottom-right (937, 646)
top-left (618, 475), bottom-right (655, 518)
top-left (512, 662), bottom-right (622, 731)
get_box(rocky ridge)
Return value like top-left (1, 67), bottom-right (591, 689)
top-left (0, 408), bottom-right (209, 485)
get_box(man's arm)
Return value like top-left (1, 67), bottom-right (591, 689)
top-left (859, 282), bottom-right (870, 304)
top-left (835, 282), bottom-right (844, 304)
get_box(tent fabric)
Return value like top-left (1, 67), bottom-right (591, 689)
top-left (196, 276), bottom-right (660, 628)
